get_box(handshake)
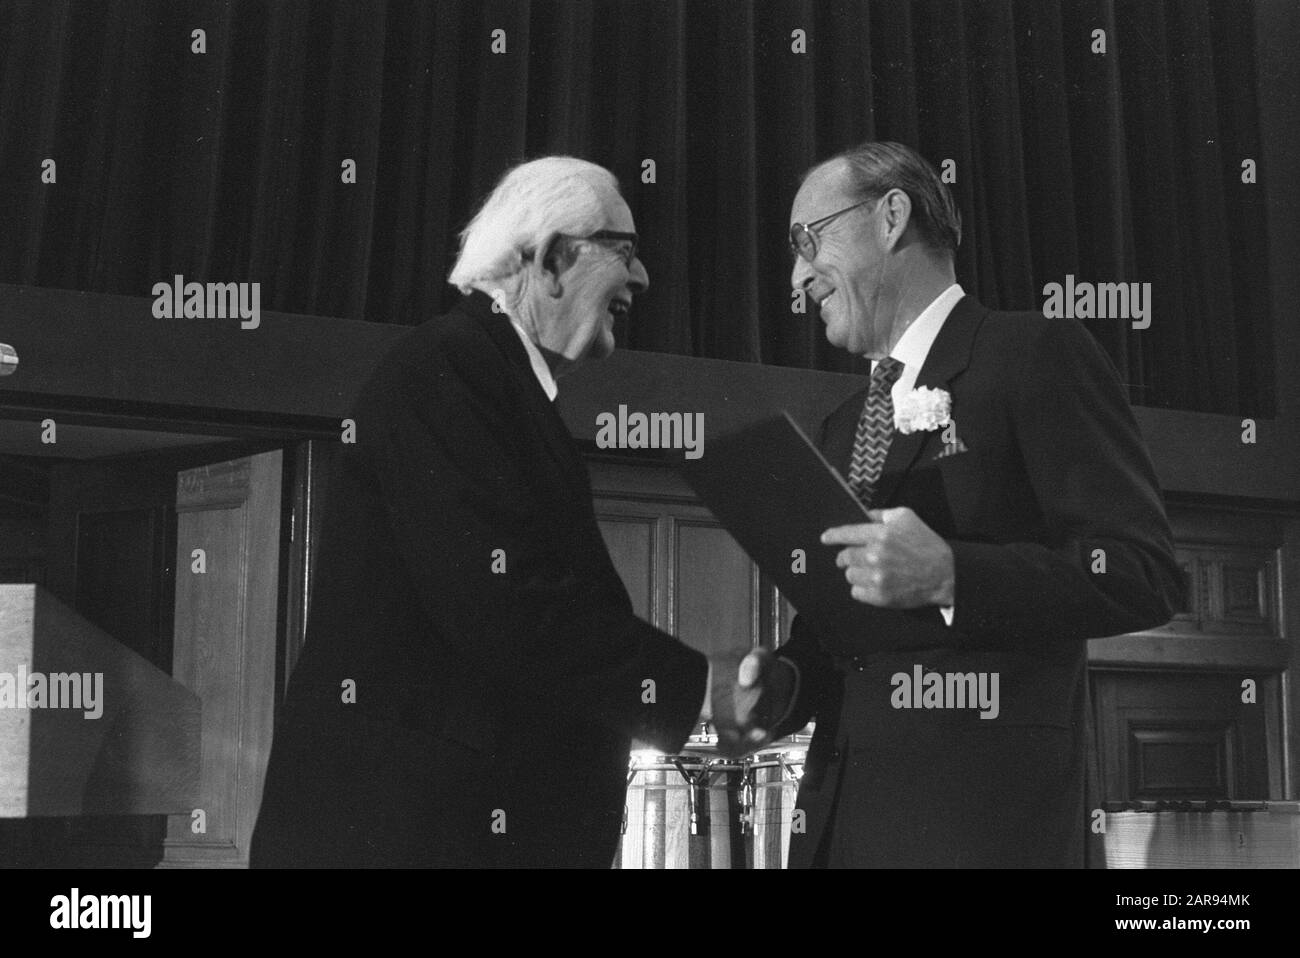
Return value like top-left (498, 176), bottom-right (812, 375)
top-left (702, 649), bottom-right (798, 758)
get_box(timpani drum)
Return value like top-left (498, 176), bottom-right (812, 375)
top-left (616, 751), bottom-right (746, 869)
top-left (743, 743), bottom-right (808, 869)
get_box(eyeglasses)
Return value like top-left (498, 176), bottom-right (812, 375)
top-left (789, 198), bottom-right (876, 262)
top-left (569, 229), bottom-right (639, 268)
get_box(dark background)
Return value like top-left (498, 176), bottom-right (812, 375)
top-left (0, 0), bottom-right (1289, 414)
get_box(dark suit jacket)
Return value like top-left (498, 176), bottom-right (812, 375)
top-left (251, 291), bottom-right (707, 868)
top-left (775, 295), bottom-right (1183, 868)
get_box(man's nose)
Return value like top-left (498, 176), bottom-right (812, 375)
top-left (791, 254), bottom-right (814, 293)
top-left (627, 256), bottom-right (649, 294)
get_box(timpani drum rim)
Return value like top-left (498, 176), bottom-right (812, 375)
top-left (627, 754), bottom-right (712, 769)
top-left (749, 743), bottom-right (809, 764)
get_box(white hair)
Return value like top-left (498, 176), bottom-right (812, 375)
top-left (448, 156), bottom-right (622, 294)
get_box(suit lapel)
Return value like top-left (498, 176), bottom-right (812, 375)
top-left (462, 295), bottom-right (588, 489)
top-left (872, 296), bottom-right (986, 508)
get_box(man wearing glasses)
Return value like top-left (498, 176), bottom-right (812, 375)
top-left (252, 157), bottom-right (747, 868)
top-left (740, 141), bottom-right (1182, 867)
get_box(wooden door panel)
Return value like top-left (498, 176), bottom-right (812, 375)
top-left (161, 451), bottom-right (281, 868)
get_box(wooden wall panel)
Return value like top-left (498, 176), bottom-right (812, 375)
top-left (1092, 670), bottom-right (1276, 801)
top-left (591, 461), bottom-right (771, 662)
top-left (673, 522), bottom-right (758, 659)
top-left (597, 516), bottom-right (657, 624)
top-left (1103, 804), bottom-right (1300, 867)
top-left (1090, 501), bottom-right (1296, 802)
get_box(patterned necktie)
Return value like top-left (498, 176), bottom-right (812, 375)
top-left (848, 356), bottom-right (905, 509)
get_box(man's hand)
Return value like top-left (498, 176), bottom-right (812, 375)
top-left (708, 649), bottom-right (796, 758)
top-left (822, 506), bottom-right (955, 608)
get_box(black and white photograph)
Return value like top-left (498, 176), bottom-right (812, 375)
top-left (0, 0), bottom-right (1296, 938)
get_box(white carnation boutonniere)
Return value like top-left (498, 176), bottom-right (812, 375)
top-left (894, 386), bottom-right (952, 435)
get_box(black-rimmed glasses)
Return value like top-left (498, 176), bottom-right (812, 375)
top-left (570, 230), bottom-right (639, 268)
top-left (789, 198), bottom-right (876, 262)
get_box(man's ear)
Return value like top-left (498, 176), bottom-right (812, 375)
top-left (880, 189), bottom-right (912, 251)
top-left (532, 231), bottom-right (570, 297)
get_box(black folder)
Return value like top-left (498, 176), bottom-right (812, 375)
top-left (680, 412), bottom-right (877, 644)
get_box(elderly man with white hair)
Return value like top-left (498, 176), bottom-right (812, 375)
top-left (252, 157), bottom-right (752, 868)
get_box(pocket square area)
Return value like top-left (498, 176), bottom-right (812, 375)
top-left (933, 440), bottom-right (970, 459)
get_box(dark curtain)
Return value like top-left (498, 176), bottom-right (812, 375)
top-left (0, 0), bottom-right (1276, 415)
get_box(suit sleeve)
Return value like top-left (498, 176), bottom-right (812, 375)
top-left (363, 334), bottom-right (706, 752)
top-left (948, 317), bottom-right (1184, 645)
top-left (772, 612), bottom-right (838, 738)
top-left (773, 414), bottom-right (839, 737)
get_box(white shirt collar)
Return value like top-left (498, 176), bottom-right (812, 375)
top-left (507, 318), bottom-right (559, 402)
top-left (884, 283), bottom-right (964, 372)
